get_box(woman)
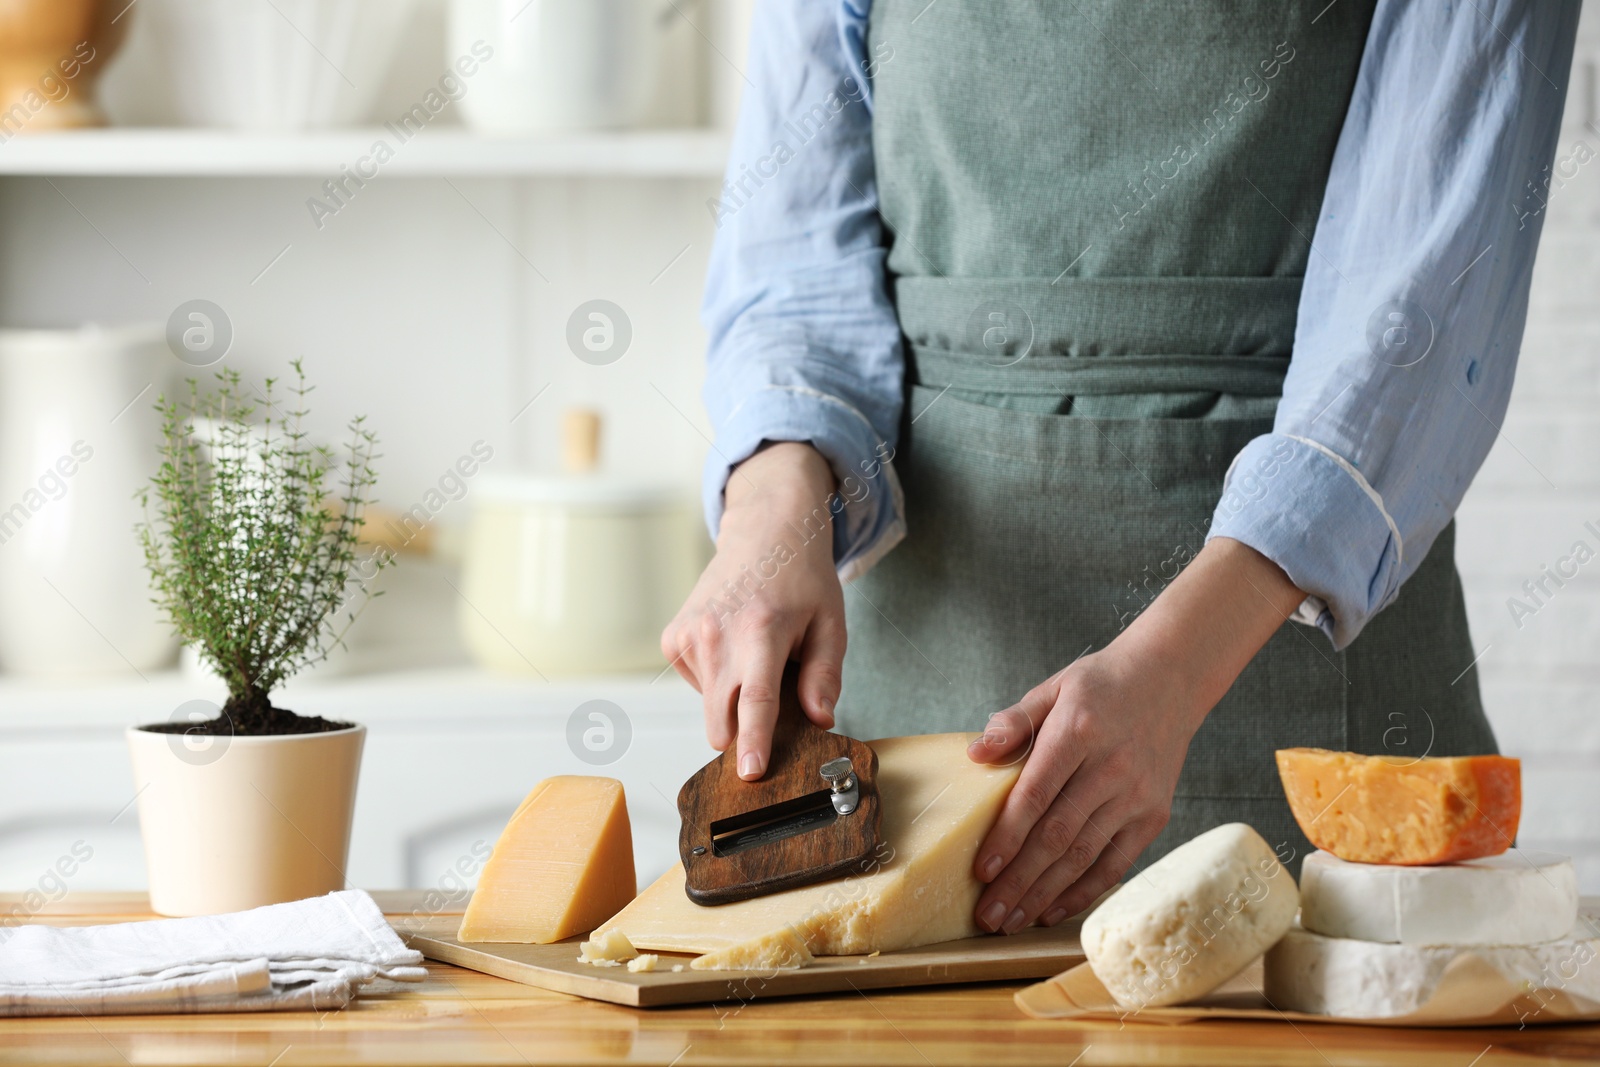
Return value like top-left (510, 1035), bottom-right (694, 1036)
top-left (662, 0), bottom-right (1579, 936)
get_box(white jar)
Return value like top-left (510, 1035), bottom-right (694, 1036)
top-left (143, 0), bottom-right (417, 129)
top-left (0, 326), bottom-right (177, 677)
top-left (459, 474), bottom-right (701, 676)
top-left (450, 0), bottom-right (669, 132)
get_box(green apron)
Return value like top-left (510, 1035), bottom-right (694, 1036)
top-left (842, 0), bottom-right (1499, 873)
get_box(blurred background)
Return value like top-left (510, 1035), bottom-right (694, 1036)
top-left (0, 0), bottom-right (1595, 902)
top-left (0, 0), bottom-right (747, 900)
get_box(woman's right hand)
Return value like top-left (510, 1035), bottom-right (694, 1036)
top-left (661, 442), bottom-right (845, 781)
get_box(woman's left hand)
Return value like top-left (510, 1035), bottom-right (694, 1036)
top-left (966, 537), bottom-right (1308, 933)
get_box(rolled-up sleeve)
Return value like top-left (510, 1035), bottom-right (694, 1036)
top-left (700, 0), bottom-right (906, 580)
top-left (1207, 0), bottom-right (1581, 648)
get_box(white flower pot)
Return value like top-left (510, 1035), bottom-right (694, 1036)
top-left (126, 723), bottom-right (365, 917)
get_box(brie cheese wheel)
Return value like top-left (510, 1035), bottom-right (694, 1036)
top-left (1300, 849), bottom-right (1578, 946)
top-left (1265, 923), bottom-right (1600, 1019)
top-left (1081, 823), bottom-right (1299, 1009)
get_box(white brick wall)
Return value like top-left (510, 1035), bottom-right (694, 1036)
top-left (1455, 11), bottom-right (1600, 890)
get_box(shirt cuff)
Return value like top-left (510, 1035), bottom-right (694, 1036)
top-left (1206, 434), bottom-right (1402, 650)
top-left (702, 384), bottom-right (905, 582)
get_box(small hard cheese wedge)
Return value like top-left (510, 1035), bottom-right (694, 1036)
top-left (1081, 823), bottom-right (1298, 1010)
top-left (1300, 849), bottom-right (1578, 945)
top-left (1276, 748), bottom-right (1520, 865)
top-left (458, 776), bottom-right (636, 944)
top-left (589, 733), bottom-right (1022, 970)
top-left (1264, 922), bottom-right (1600, 1019)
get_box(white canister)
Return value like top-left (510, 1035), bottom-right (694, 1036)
top-left (0, 326), bottom-right (177, 677)
top-left (142, 0), bottom-right (417, 130)
top-left (459, 474), bottom-right (701, 676)
top-left (450, 0), bottom-right (670, 132)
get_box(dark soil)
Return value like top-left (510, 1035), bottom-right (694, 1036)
top-left (140, 691), bottom-right (352, 736)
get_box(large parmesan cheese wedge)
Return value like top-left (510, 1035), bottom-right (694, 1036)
top-left (1276, 748), bottom-right (1520, 865)
top-left (589, 733), bottom-right (1022, 970)
top-left (1300, 849), bottom-right (1578, 946)
top-left (1264, 922), bottom-right (1600, 1019)
top-left (458, 776), bottom-right (636, 944)
top-left (1081, 823), bottom-right (1298, 1010)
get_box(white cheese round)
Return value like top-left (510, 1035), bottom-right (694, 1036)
top-left (1081, 823), bottom-right (1299, 1009)
top-left (1265, 923), bottom-right (1600, 1019)
top-left (1299, 849), bottom-right (1578, 946)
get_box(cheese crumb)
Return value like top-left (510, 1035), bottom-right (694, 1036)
top-left (578, 928), bottom-right (637, 964)
top-left (626, 954), bottom-right (661, 973)
top-left (671, 964), bottom-right (685, 973)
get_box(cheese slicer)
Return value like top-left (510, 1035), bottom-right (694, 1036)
top-left (677, 662), bottom-right (881, 905)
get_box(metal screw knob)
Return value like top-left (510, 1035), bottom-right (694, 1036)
top-left (820, 757), bottom-right (855, 792)
top-left (821, 757), bottom-right (859, 815)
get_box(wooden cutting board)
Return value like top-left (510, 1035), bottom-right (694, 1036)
top-left (401, 922), bottom-right (1084, 1008)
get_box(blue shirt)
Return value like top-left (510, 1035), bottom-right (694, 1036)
top-left (700, 0), bottom-right (1580, 649)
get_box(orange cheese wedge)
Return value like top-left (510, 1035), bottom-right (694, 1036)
top-left (458, 776), bottom-right (637, 943)
top-left (1275, 748), bottom-right (1520, 865)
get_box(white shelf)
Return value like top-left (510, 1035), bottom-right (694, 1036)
top-left (0, 127), bottom-right (732, 177)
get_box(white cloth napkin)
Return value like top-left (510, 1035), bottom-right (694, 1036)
top-left (0, 890), bottom-right (426, 1017)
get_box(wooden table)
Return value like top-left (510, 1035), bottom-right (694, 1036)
top-left (2, 893), bottom-right (1598, 1066)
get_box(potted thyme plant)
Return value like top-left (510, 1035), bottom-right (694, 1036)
top-left (127, 363), bottom-right (389, 916)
